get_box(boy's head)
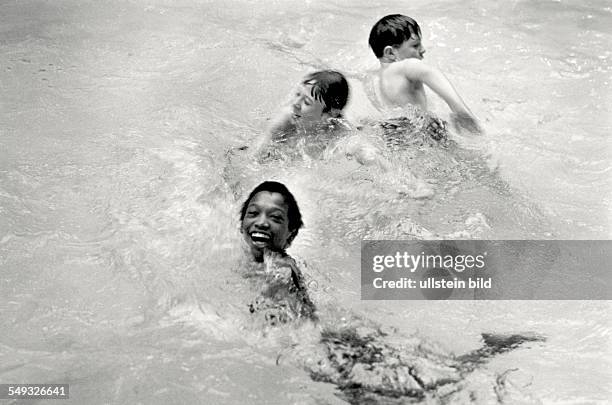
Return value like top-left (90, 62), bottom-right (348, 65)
top-left (369, 14), bottom-right (424, 61)
top-left (240, 181), bottom-right (303, 261)
top-left (289, 70), bottom-right (349, 127)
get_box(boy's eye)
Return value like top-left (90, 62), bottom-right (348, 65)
top-left (270, 215), bottom-right (285, 223)
top-left (246, 210), bottom-right (259, 217)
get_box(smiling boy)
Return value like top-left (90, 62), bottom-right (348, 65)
top-left (369, 14), bottom-right (482, 134)
top-left (240, 181), bottom-right (316, 324)
top-left (240, 183), bottom-right (302, 262)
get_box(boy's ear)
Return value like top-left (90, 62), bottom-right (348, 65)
top-left (383, 45), bottom-right (396, 60)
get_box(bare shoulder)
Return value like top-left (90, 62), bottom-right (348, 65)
top-left (393, 58), bottom-right (433, 79)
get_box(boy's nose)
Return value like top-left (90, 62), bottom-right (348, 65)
top-left (254, 215), bottom-right (270, 228)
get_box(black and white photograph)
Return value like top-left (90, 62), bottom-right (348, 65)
top-left (1, 0), bottom-right (610, 404)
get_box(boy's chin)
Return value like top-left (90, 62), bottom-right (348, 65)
top-left (249, 243), bottom-right (282, 262)
top-left (251, 244), bottom-right (289, 261)
top-left (244, 240), bottom-right (264, 261)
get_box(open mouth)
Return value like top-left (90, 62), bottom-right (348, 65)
top-left (249, 231), bottom-right (271, 247)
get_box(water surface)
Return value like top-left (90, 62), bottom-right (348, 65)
top-left (1, 0), bottom-right (610, 403)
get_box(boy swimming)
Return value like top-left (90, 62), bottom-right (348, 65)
top-left (252, 70), bottom-right (350, 156)
top-left (369, 14), bottom-right (483, 135)
top-left (240, 181), bottom-right (316, 324)
top-left (252, 70), bottom-right (390, 170)
top-left (238, 181), bottom-right (544, 403)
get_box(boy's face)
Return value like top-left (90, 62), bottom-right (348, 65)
top-left (393, 35), bottom-right (425, 61)
top-left (288, 84), bottom-right (326, 128)
top-left (241, 191), bottom-right (293, 261)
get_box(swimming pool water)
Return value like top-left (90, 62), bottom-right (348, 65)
top-left (1, 0), bottom-right (610, 403)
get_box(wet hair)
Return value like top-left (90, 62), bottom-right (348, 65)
top-left (302, 70), bottom-right (349, 114)
top-left (240, 181), bottom-right (304, 245)
top-left (369, 14), bottom-right (422, 59)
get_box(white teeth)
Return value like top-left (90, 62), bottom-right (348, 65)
top-left (251, 232), bottom-right (270, 240)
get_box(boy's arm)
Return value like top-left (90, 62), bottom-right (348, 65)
top-left (403, 60), bottom-right (483, 134)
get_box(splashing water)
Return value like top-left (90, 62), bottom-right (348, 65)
top-left (1, 0), bottom-right (610, 404)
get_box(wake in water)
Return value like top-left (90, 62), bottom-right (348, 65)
top-left (292, 322), bottom-right (545, 404)
top-left (241, 247), bottom-right (546, 404)
top-left (205, 180), bottom-right (547, 404)
top-left (196, 53), bottom-right (555, 403)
